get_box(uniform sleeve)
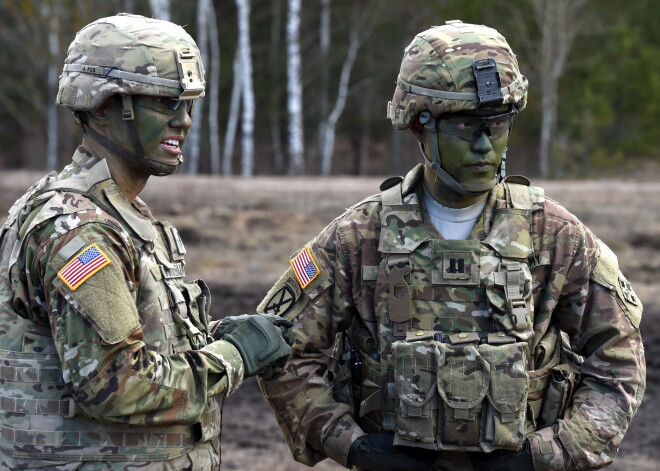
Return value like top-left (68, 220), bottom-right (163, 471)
top-left (257, 219), bottom-right (367, 467)
top-left (31, 217), bottom-right (244, 427)
top-left (528, 217), bottom-right (645, 470)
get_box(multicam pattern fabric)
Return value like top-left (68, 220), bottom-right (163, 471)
top-left (388, 20), bottom-right (528, 129)
top-left (0, 148), bottom-right (243, 469)
top-left (56, 13), bottom-right (205, 111)
top-left (258, 164), bottom-right (645, 471)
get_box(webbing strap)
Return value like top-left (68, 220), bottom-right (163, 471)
top-left (63, 64), bottom-right (180, 89)
top-left (397, 74), bottom-right (524, 102)
top-left (0, 424), bottom-right (194, 448)
top-left (164, 281), bottom-right (207, 349)
top-left (0, 395), bottom-right (78, 418)
top-left (0, 363), bottom-right (63, 384)
top-left (503, 262), bottom-right (530, 331)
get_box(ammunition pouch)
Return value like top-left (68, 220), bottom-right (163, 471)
top-left (391, 335), bottom-right (529, 452)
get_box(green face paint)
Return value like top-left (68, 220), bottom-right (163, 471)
top-left (96, 95), bottom-right (194, 175)
top-left (132, 96), bottom-right (193, 165)
top-left (437, 125), bottom-right (509, 184)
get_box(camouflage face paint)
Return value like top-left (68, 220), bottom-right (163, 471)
top-left (437, 127), bottom-right (509, 184)
top-left (132, 95), bottom-right (193, 164)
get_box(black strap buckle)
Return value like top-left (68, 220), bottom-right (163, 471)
top-left (472, 58), bottom-right (504, 108)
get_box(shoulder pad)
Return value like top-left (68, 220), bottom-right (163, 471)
top-left (380, 176), bottom-right (404, 191)
top-left (503, 175), bottom-right (531, 186)
top-left (20, 191), bottom-right (98, 240)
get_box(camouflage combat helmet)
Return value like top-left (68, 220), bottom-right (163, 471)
top-left (56, 13), bottom-right (205, 175)
top-left (387, 20), bottom-right (528, 196)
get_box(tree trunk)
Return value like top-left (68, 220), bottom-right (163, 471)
top-left (236, 0), bottom-right (254, 177)
top-left (320, 24), bottom-right (360, 176)
top-left (530, 0), bottom-right (587, 178)
top-left (315, 0), bottom-right (331, 174)
top-left (223, 54), bottom-right (242, 175)
top-left (269, 0), bottom-right (285, 174)
top-left (43, 2), bottom-right (59, 171)
top-left (148, 0), bottom-right (171, 21)
top-left (286, 0), bottom-right (305, 175)
top-left (187, 0), bottom-right (209, 174)
top-left (207, 1), bottom-right (222, 175)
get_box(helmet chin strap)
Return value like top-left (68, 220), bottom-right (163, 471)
top-left (76, 95), bottom-right (182, 177)
top-left (418, 111), bottom-right (497, 196)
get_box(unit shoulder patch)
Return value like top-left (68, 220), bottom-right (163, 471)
top-left (592, 239), bottom-right (642, 328)
top-left (57, 243), bottom-right (111, 290)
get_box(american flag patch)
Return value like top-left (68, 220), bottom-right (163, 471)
top-left (57, 244), bottom-right (111, 291)
top-left (290, 246), bottom-right (320, 289)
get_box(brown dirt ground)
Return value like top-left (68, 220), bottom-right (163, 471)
top-left (1, 171), bottom-right (659, 470)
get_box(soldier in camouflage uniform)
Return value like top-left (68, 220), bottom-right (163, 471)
top-left (0, 14), bottom-right (292, 470)
top-left (258, 20), bottom-right (645, 471)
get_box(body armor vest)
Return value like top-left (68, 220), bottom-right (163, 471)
top-left (0, 156), bottom-right (219, 461)
top-left (355, 178), bottom-right (546, 453)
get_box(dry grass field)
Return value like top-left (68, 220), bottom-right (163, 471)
top-left (1, 170), bottom-right (659, 470)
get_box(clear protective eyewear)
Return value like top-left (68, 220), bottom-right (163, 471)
top-left (134, 95), bottom-right (195, 115)
top-left (437, 111), bottom-right (514, 141)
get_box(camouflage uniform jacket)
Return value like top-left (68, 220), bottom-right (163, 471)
top-left (258, 164), bottom-right (645, 471)
top-left (0, 147), bottom-right (244, 469)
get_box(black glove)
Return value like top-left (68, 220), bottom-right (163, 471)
top-left (346, 432), bottom-right (436, 471)
top-left (470, 441), bottom-right (534, 471)
top-left (220, 315), bottom-right (293, 377)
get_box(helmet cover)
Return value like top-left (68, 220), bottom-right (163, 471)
top-left (388, 20), bottom-right (527, 129)
top-left (56, 13), bottom-right (205, 111)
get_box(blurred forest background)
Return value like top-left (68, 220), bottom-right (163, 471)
top-left (0, 0), bottom-right (659, 178)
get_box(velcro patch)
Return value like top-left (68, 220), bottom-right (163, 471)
top-left (290, 246), bottom-right (320, 289)
top-left (57, 243), bottom-right (111, 290)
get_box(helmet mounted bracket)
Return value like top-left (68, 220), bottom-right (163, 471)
top-left (472, 58), bottom-right (504, 109)
top-left (175, 48), bottom-right (205, 100)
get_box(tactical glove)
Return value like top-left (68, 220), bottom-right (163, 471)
top-left (470, 441), bottom-right (534, 471)
top-left (346, 432), bottom-right (436, 471)
top-left (214, 313), bottom-right (295, 345)
top-left (220, 315), bottom-right (293, 378)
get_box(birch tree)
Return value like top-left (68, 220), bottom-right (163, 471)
top-left (269, 0), bottom-right (285, 173)
top-left (206, 1), bottom-right (221, 175)
top-left (236, 0), bottom-right (255, 177)
top-left (148, 0), bottom-right (171, 21)
top-left (286, 0), bottom-right (304, 175)
top-left (43, 1), bottom-right (60, 170)
top-left (187, 0), bottom-right (209, 174)
top-left (319, 4), bottom-right (375, 175)
top-left (222, 54), bottom-right (242, 175)
top-left (319, 27), bottom-right (360, 175)
top-left (523, 0), bottom-right (588, 178)
top-left (316, 0), bottom-right (330, 172)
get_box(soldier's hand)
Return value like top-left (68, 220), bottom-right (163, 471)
top-left (220, 315), bottom-right (293, 378)
top-left (470, 441), bottom-right (533, 471)
top-left (346, 432), bottom-right (436, 471)
top-left (215, 314), bottom-right (294, 344)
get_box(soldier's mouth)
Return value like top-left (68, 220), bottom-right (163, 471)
top-left (161, 138), bottom-right (182, 154)
top-left (468, 162), bottom-right (493, 170)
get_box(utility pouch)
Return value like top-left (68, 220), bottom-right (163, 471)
top-left (436, 343), bottom-right (489, 449)
top-left (538, 364), bottom-right (579, 428)
top-left (326, 332), bottom-right (356, 412)
top-left (480, 342), bottom-right (529, 449)
top-left (392, 339), bottom-right (440, 449)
